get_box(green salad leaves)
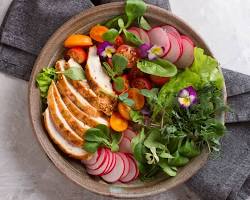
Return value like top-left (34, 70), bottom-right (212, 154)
top-left (83, 124), bottom-right (122, 153)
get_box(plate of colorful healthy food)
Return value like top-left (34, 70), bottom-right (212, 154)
top-left (29, 0), bottom-right (227, 198)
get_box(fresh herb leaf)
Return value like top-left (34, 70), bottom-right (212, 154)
top-left (125, 0), bottom-right (147, 28)
top-left (137, 59), bottom-right (177, 77)
top-left (130, 110), bottom-right (144, 124)
top-left (144, 129), bottom-right (165, 150)
top-left (113, 77), bottom-right (125, 92)
top-left (102, 62), bottom-right (116, 78)
top-left (159, 152), bottom-right (174, 159)
top-left (168, 151), bottom-right (189, 167)
top-left (83, 125), bottom-right (120, 153)
top-left (102, 28), bottom-right (119, 43)
top-left (131, 128), bottom-right (146, 162)
top-left (104, 15), bottom-right (127, 29)
top-left (158, 160), bottom-right (177, 176)
top-left (118, 18), bottom-right (125, 33)
top-left (36, 67), bottom-right (57, 98)
top-left (118, 93), bottom-right (135, 107)
top-left (138, 16), bottom-right (151, 30)
top-left (62, 67), bottom-right (85, 80)
top-left (112, 54), bottom-right (128, 75)
top-left (123, 29), bottom-right (144, 46)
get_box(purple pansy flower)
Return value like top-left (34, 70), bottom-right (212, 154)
top-left (97, 41), bottom-right (116, 58)
top-left (139, 43), bottom-right (151, 58)
top-left (147, 45), bottom-right (164, 60)
top-left (178, 86), bottom-right (197, 108)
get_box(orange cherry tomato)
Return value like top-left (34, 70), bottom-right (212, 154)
top-left (150, 75), bottom-right (170, 86)
top-left (115, 35), bottom-right (124, 47)
top-left (64, 34), bottom-right (93, 48)
top-left (128, 88), bottom-right (145, 110)
top-left (116, 45), bottom-right (140, 68)
top-left (131, 77), bottom-right (152, 90)
top-left (65, 47), bottom-right (87, 64)
top-left (118, 102), bottom-right (131, 120)
top-left (112, 75), bottom-right (130, 94)
top-left (89, 25), bottom-right (109, 42)
top-left (110, 112), bottom-right (128, 132)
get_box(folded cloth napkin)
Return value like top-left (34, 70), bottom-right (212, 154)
top-left (0, 0), bottom-right (249, 200)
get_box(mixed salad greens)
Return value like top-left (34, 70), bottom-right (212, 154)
top-left (36, 0), bottom-right (228, 183)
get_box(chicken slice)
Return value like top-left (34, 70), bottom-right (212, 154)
top-left (85, 46), bottom-right (117, 115)
top-left (44, 109), bottom-right (91, 160)
top-left (55, 60), bottom-right (101, 117)
top-left (51, 81), bottom-right (90, 138)
top-left (47, 83), bottom-right (83, 147)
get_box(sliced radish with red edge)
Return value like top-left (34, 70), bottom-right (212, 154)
top-left (101, 153), bottom-right (125, 183)
top-left (128, 155), bottom-right (139, 180)
top-left (119, 136), bottom-right (132, 154)
top-left (175, 35), bottom-right (194, 69)
top-left (120, 155), bottom-right (137, 183)
top-left (102, 150), bottom-right (116, 175)
top-left (118, 153), bottom-right (130, 179)
top-left (148, 27), bottom-right (170, 56)
top-left (127, 28), bottom-right (141, 39)
top-left (86, 148), bottom-right (106, 170)
top-left (82, 150), bottom-right (99, 166)
top-left (123, 129), bottom-right (137, 141)
top-left (163, 33), bottom-right (182, 63)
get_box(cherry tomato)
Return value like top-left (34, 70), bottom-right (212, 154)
top-left (116, 45), bottom-right (140, 68)
top-left (112, 75), bottom-right (130, 94)
top-left (65, 47), bottom-right (87, 64)
top-left (115, 35), bottom-right (124, 47)
top-left (128, 67), bottom-right (145, 80)
top-left (131, 77), bottom-right (152, 90)
top-left (150, 75), bottom-right (170, 86)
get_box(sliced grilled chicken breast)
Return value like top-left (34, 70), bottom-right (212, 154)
top-left (85, 46), bottom-right (117, 115)
top-left (44, 109), bottom-right (91, 160)
top-left (62, 95), bottom-right (108, 127)
top-left (51, 81), bottom-right (90, 138)
top-left (55, 60), bottom-right (101, 117)
top-left (47, 83), bottom-right (83, 147)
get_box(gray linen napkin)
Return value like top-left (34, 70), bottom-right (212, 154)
top-left (0, 0), bottom-right (249, 200)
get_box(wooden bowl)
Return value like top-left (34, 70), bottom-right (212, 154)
top-left (28, 2), bottom-right (226, 198)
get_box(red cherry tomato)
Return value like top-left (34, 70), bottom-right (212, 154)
top-left (112, 75), bottom-right (130, 94)
top-left (115, 35), bottom-right (124, 47)
top-left (116, 45), bottom-right (140, 68)
top-left (150, 75), bottom-right (170, 86)
top-left (65, 47), bottom-right (87, 64)
top-left (128, 67), bottom-right (145, 80)
top-left (131, 77), bottom-right (152, 90)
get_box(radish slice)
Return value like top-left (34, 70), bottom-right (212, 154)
top-left (163, 33), bottom-right (182, 63)
top-left (120, 155), bottom-right (137, 183)
top-left (181, 35), bottom-right (194, 46)
top-left (138, 29), bottom-right (150, 45)
top-left (161, 25), bottom-right (181, 40)
top-left (127, 28), bottom-right (141, 39)
top-left (119, 136), bottom-right (132, 154)
top-left (118, 153), bottom-right (130, 179)
top-left (101, 154), bottom-right (125, 183)
top-left (175, 36), bottom-right (194, 69)
top-left (123, 129), bottom-right (137, 141)
top-left (128, 155), bottom-right (139, 180)
top-left (82, 151), bottom-right (99, 166)
top-left (87, 149), bottom-right (110, 175)
top-left (87, 148), bottom-right (106, 170)
top-left (148, 27), bottom-right (170, 56)
top-left (102, 150), bottom-right (116, 175)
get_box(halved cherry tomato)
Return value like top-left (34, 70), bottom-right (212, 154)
top-left (110, 112), bottom-right (128, 132)
top-left (65, 47), bottom-right (87, 64)
top-left (116, 45), bottom-right (140, 68)
top-left (128, 67), bottom-right (145, 80)
top-left (150, 75), bottom-right (170, 86)
top-left (131, 77), bottom-right (152, 90)
top-left (112, 75), bottom-right (129, 94)
top-left (115, 35), bottom-right (124, 47)
top-left (64, 34), bottom-right (92, 48)
top-left (128, 88), bottom-right (145, 110)
top-left (118, 102), bottom-right (131, 120)
top-left (89, 25), bottom-right (109, 42)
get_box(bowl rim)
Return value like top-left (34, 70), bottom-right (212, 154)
top-left (28, 2), bottom-right (227, 198)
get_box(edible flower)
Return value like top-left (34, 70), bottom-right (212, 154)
top-left (178, 86), bottom-right (197, 108)
top-left (147, 45), bottom-right (164, 60)
top-left (145, 147), bottom-right (159, 165)
top-left (97, 41), bottom-right (116, 58)
top-left (138, 43), bottom-right (151, 58)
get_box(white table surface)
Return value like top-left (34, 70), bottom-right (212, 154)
top-left (0, 0), bottom-right (249, 199)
